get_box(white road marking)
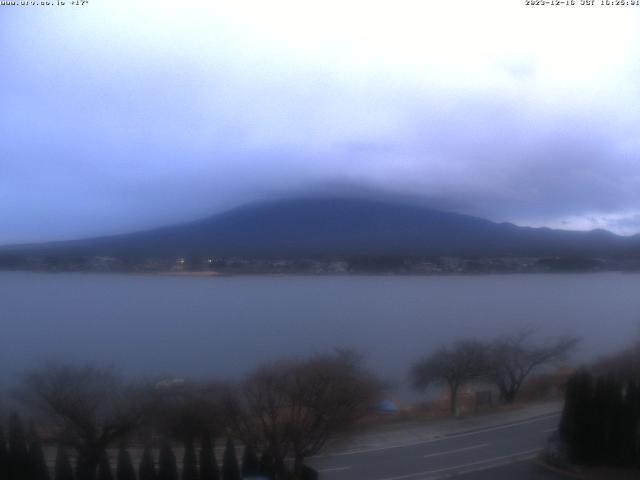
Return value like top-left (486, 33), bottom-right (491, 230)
top-left (445, 450), bottom-right (542, 479)
top-left (422, 443), bottom-right (489, 458)
top-left (318, 466), bottom-right (351, 473)
top-left (375, 448), bottom-right (540, 480)
top-left (320, 412), bottom-right (560, 458)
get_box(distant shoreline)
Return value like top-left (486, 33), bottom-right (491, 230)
top-left (2, 253), bottom-right (640, 276)
top-left (154, 270), bottom-right (223, 277)
top-left (2, 267), bottom-right (640, 278)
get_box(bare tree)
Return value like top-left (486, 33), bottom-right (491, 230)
top-left (411, 340), bottom-right (488, 416)
top-left (150, 379), bottom-right (227, 446)
top-left (20, 364), bottom-right (149, 480)
top-left (487, 327), bottom-right (578, 404)
top-left (226, 364), bottom-right (289, 477)
top-left (286, 351), bottom-right (380, 475)
top-left (227, 350), bottom-right (381, 479)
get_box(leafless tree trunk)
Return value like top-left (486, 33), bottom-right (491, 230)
top-left (227, 350), bottom-right (381, 478)
top-left (487, 327), bottom-right (578, 404)
top-left (411, 340), bottom-right (489, 416)
top-left (19, 364), bottom-right (150, 479)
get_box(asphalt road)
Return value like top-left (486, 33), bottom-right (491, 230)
top-left (310, 412), bottom-right (566, 480)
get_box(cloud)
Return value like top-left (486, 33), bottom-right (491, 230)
top-left (1, 0), bottom-right (640, 243)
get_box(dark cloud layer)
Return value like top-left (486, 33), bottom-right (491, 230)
top-left (1, 1), bottom-right (640, 243)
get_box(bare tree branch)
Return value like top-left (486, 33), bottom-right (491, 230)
top-left (227, 351), bottom-right (381, 478)
top-left (411, 340), bottom-right (489, 416)
top-left (487, 327), bottom-right (579, 404)
top-left (19, 364), bottom-right (150, 480)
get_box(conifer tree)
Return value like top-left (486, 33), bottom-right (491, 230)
top-left (28, 428), bottom-right (51, 480)
top-left (300, 465), bottom-right (318, 480)
top-left (158, 442), bottom-right (178, 480)
top-left (221, 439), bottom-right (239, 480)
top-left (588, 374), bottom-right (624, 465)
top-left (9, 412), bottom-right (30, 480)
top-left (603, 375), bottom-right (624, 465)
top-left (258, 452), bottom-right (275, 480)
top-left (0, 425), bottom-right (9, 480)
top-left (591, 375), bottom-right (610, 464)
top-left (198, 433), bottom-right (219, 480)
top-left (623, 379), bottom-right (640, 467)
top-left (97, 453), bottom-right (114, 480)
top-left (54, 446), bottom-right (74, 480)
top-left (116, 446), bottom-right (136, 480)
top-left (139, 446), bottom-right (157, 480)
top-left (559, 370), bottom-right (594, 465)
top-left (182, 438), bottom-right (198, 480)
top-left (632, 380), bottom-right (640, 467)
top-left (75, 456), bottom-right (89, 480)
top-left (240, 445), bottom-right (259, 478)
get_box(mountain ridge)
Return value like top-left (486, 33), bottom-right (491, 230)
top-left (2, 197), bottom-right (639, 262)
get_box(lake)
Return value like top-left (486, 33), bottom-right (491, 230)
top-left (1, 272), bottom-right (639, 395)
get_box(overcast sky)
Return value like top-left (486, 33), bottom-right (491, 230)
top-left (2, 0), bottom-right (640, 244)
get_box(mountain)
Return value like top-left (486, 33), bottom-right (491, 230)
top-left (2, 197), bottom-right (640, 260)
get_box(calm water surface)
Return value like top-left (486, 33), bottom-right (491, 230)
top-left (1, 272), bottom-right (639, 392)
